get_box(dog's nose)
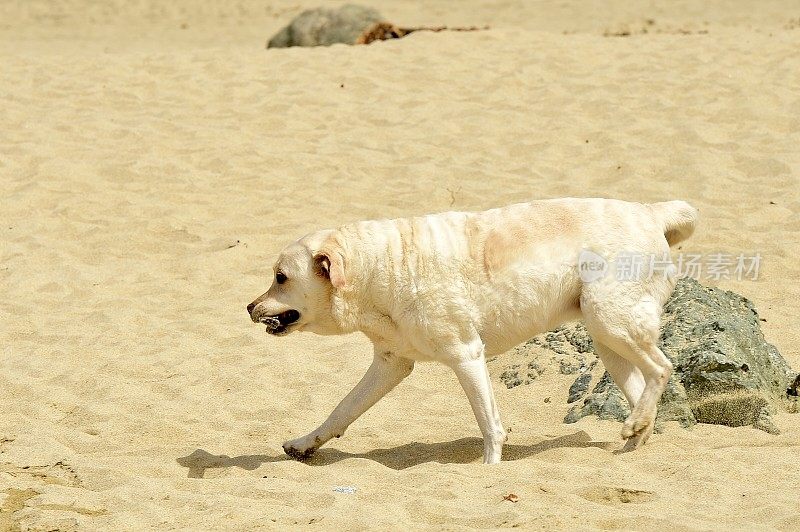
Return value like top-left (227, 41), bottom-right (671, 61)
top-left (247, 302), bottom-right (256, 315)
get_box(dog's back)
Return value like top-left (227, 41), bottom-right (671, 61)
top-left (337, 198), bottom-right (696, 356)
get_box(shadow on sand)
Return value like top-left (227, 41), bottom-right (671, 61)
top-left (176, 430), bottom-right (616, 478)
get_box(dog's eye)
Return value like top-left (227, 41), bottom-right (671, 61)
top-left (275, 271), bottom-right (287, 284)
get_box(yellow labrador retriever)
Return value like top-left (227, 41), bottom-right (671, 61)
top-left (247, 198), bottom-right (698, 463)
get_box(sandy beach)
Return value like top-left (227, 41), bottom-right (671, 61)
top-left (2, 1), bottom-right (799, 529)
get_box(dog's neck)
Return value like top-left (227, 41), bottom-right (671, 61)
top-left (327, 230), bottom-right (401, 344)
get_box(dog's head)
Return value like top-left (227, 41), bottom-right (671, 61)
top-left (247, 230), bottom-right (346, 336)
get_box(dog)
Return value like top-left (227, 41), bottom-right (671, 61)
top-left (247, 198), bottom-right (698, 463)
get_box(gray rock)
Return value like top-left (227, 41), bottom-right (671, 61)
top-left (500, 360), bottom-right (544, 389)
top-left (499, 366), bottom-right (523, 389)
top-left (530, 324), bottom-right (595, 356)
top-left (564, 372), bottom-right (630, 424)
top-left (266, 6), bottom-right (488, 49)
top-left (497, 324), bottom-right (596, 389)
top-left (567, 372), bottom-right (593, 404)
top-left (267, 5), bottom-right (386, 48)
top-left (498, 278), bottom-right (798, 433)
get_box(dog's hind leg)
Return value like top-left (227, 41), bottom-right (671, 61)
top-left (282, 349), bottom-right (414, 460)
top-left (593, 341), bottom-right (646, 408)
top-left (591, 341), bottom-right (653, 450)
top-left (581, 284), bottom-right (673, 452)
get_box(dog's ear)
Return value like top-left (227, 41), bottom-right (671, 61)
top-left (313, 236), bottom-right (346, 289)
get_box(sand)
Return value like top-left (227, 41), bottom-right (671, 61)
top-left (1, 1), bottom-right (799, 529)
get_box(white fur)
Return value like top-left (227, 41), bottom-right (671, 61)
top-left (248, 197), bottom-right (699, 463)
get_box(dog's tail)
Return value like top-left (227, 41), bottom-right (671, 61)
top-left (650, 200), bottom-right (699, 247)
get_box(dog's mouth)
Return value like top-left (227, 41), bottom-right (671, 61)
top-left (259, 310), bottom-right (300, 335)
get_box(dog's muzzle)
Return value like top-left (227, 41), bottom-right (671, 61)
top-left (256, 309), bottom-right (300, 335)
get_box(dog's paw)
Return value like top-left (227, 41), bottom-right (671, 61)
top-left (621, 425), bottom-right (654, 452)
top-left (282, 437), bottom-right (319, 461)
top-left (620, 414), bottom-right (655, 451)
top-left (620, 420), bottom-right (636, 439)
top-left (621, 411), bottom-right (654, 438)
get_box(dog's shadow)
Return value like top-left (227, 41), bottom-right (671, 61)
top-left (176, 431), bottom-right (616, 478)
top-left (175, 449), bottom-right (285, 479)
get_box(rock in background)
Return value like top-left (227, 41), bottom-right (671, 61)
top-left (266, 4), bottom-right (486, 48)
top-left (267, 5), bottom-right (386, 48)
top-left (495, 278), bottom-right (798, 434)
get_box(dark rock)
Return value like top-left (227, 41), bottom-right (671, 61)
top-left (564, 372), bottom-right (629, 424)
top-left (559, 359), bottom-right (582, 375)
top-left (652, 376), bottom-right (696, 428)
top-left (499, 366), bottom-right (523, 389)
top-left (592, 371), bottom-right (614, 394)
top-left (530, 324), bottom-right (595, 355)
top-left (789, 374), bottom-right (800, 397)
top-left (499, 361), bottom-right (543, 389)
top-left (266, 5), bottom-right (488, 49)
top-left (267, 5), bottom-right (385, 48)
top-left (496, 325), bottom-right (595, 390)
top-left (567, 372), bottom-right (593, 404)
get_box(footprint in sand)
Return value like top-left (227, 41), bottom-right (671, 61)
top-left (579, 486), bottom-right (657, 505)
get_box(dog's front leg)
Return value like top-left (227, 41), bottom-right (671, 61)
top-left (283, 350), bottom-right (414, 461)
top-left (449, 341), bottom-right (507, 464)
